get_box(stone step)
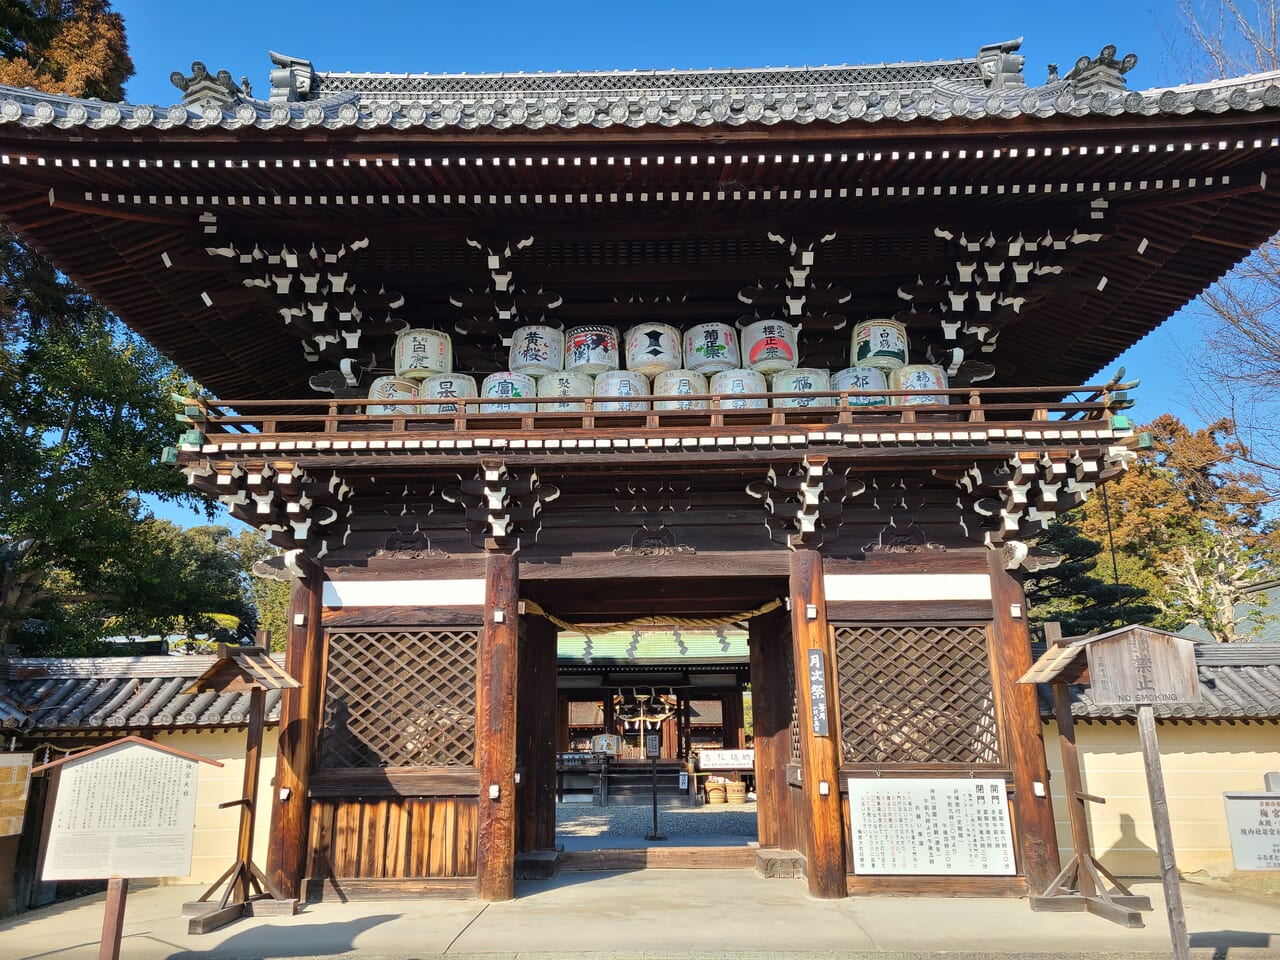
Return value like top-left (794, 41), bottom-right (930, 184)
top-left (558, 846), bottom-right (757, 871)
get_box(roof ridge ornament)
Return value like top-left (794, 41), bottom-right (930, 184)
top-left (170, 61), bottom-right (248, 108)
top-left (1065, 44), bottom-right (1138, 94)
top-left (269, 50), bottom-right (316, 102)
top-left (977, 38), bottom-right (1026, 90)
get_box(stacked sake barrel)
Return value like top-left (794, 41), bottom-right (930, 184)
top-left (833, 319), bottom-right (949, 407)
top-left (367, 327), bottom-right (471, 414)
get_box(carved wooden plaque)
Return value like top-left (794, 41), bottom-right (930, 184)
top-left (1085, 628), bottom-right (1200, 707)
top-left (0, 753), bottom-right (33, 837)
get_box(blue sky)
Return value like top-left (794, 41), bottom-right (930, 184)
top-left (109, 1), bottom-right (1227, 525)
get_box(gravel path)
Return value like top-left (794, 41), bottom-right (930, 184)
top-left (556, 800), bottom-right (758, 844)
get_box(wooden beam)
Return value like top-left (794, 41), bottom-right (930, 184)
top-left (987, 553), bottom-right (1060, 894)
top-left (1045, 622), bottom-right (1095, 898)
top-left (1138, 705), bottom-right (1192, 960)
top-left (749, 609), bottom-right (790, 851)
top-left (264, 567), bottom-right (325, 899)
top-left (476, 552), bottom-right (519, 901)
top-left (788, 550), bottom-right (847, 899)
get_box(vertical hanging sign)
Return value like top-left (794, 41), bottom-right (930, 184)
top-left (807, 649), bottom-right (829, 736)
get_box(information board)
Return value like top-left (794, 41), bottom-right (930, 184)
top-left (848, 777), bottom-right (1016, 875)
top-left (807, 649), bottom-right (830, 736)
top-left (1223, 792), bottom-right (1280, 870)
top-left (42, 741), bottom-right (201, 881)
top-left (0, 752), bottom-right (33, 837)
top-left (697, 749), bottom-right (755, 770)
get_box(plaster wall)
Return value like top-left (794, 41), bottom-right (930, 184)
top-left (153, 728), bottom-right (280, 886)
top-left (1042, 720), bottom-right (1280, 876)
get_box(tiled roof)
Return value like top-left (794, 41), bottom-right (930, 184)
top-left (1035, 642), bottom-right (1280, 721)
top-left (0, 46), bottom-right (1277, 133)
top-left (0, 655), bottom-right (285, 732)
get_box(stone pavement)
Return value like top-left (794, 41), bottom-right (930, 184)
top-left (1, 869), bottom-right (1278, 960)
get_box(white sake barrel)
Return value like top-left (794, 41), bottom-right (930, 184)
top-left (624, 322), bottom-right (683, 376)
top-left (564, 324), bottom-right (620, 375)
top-left (653, 369), bottom-right (709, 410)
top-left (480, 371), bottom-right (536, 412)
top-left (508, 324), bottom-right (564, 376)
top-left (833, 366), bottom-right (888, 406)
top-left (891, 364), bottom-right (950, 405)
top-left (594, 370), bottom-right (650, 411)
top-left (684, 322), bottom-right (740, 373)
top-left (710, 368), bottom-right (768, 409)
top-left (771, 368), bottom-right (832, 408)
top-left (537, 371), bottom-right (594, 412)
top-left (367, 375), bottom-right (418, 415)
top-left (419, 372), bottom-right (477, 414)
top-left (743, 319), bottom-right (799, 375)
top-left (851, 319), bottom-right (909, 371)
top-left (394, 327), bottom-right (452, 379)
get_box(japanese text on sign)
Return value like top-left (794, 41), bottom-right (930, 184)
top-left (848, 778), bottom-right (1016, 875)
top-left (1224, 792), bottom-right (1280, 871)
top-left (42, 742), bottom-right (201, 881)
top-left (808, 649), bottom-right (829, 737)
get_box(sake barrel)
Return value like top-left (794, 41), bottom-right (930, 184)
top-left (624, 322), bottom-right (683, 376)
top-left (710, 368), bottom-right (768, 409)
top-left (564, 324), bottom-right (620, 375)
top-left (771, 368), bottom-right (832, 408)
top-left (832, 365), bottom-right (888, 406)
top-left (594, 370), bottom-right (650, 411)
top-left (851, 318), bottom-right (909, 371)
top-left (394, 327), bottom-right (452, 379)
top-left (480, 371), bottom-right (536, 413)
top-left (419, 372), bottom-right (477, 414)
top-left (367, 375), bottom-right (418, 415)
top-left (508, 324), bottom-right (564, 376)
top-left (537, 371), bottom-right (594, 412)
top-left (653, 369), bottom-right (710, 411)
top-left (684, 322), bottom-right (740, 373)
top-left (743, 319), bottom-right (799, 375)
top-left (891, 364), bottom-right (950, 405)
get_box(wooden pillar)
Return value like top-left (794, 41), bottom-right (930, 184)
top-left (476, 552), bottom-right (519, 901)
top-left (521, 614), bottom-right (558, 852)
top-left (556, 697), bottom-right (570, 752)
top-left (988, 552), bottom-right (1060, 894)
top-left (661, 714), bottom-right (678, 758)
top-left (722, 691), bottom-right (745, 749)
top-left (265, 566), bottom-right (324, 899)
top-left (789, 550), bottom-right (847, 899)
top-left (749, 610), bottom-right (790, 851)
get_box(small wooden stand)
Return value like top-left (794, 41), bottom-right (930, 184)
top-left (1021, 623), bottom-right (1198, 958)
top-left (1026, 624), bottom-right (1152, 926)
top-left (180, 643), bottom-right (301, 933)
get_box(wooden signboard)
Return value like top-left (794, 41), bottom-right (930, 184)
top-left (847, 778), bottom-right (1016, 876)
top-left (1085, 627), bottom-right (1200, 707)
top-left (590, 734), bottom-right (622, 756)
top-left (806, 649), bottom-right (830, 736)
top-left (0, 752), bottom-right (33, 837)
top-left (1223, 792), bottom-right (1280, 870)
top-left (40, 739), bottom-right (207, 881)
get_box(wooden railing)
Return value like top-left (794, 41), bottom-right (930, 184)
top-left (175, 383), bottom-right (1133, 443)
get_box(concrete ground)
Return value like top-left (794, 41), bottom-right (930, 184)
top-left (2, 870), bottom-right (1278, 960)
top-left (4, 807), bottom-right (1276, 959)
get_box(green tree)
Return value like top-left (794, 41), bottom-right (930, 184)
top-left (1025, 518), bottom-right (1159, 636)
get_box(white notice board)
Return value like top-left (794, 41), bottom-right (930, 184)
top-left (42, 741), bottom-right (201, 881)
top-left (848, 777), bottom-right (1016, 875)
top-left (1223, 792), bottom-right (1280, 870)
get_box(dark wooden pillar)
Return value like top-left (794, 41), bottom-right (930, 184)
top-left (520, 614), bottom-right (558, 852)
top-left (789, 550), bottom-right (847, 899)
top-left (661, 715), bottom-right (678, 758)
top-left (722, 691), bottom-right (745, 749)
top-left (265, 566), bottom-right (324, 899)
top-left (556, 697), bottom-right (570, 752)
top-left (749, 610), bottom-right (790, 851)
top-left (988, 552), bottom-right (1060, 894)
top-left (476, 552), bottom-right (519, 901)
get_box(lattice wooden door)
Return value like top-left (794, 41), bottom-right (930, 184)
top-left (319, 628), bottom-right (479, 769)
top-left (833, 623), bottom-right (1002, 766)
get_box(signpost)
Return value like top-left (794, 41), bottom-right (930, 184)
top-left (33, 737), bottom-right (222, 960)
top-left (644, 730), bottom-right (665, 841)
top-left (1020, 625), bottom-right (1199, 958)
top-left (1223, 773), bottom-right (1280, 871)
